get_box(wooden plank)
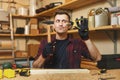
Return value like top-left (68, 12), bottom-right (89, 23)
top-left (61, 0), bottom-right (105, 10)
top-left (30, 69), bottom-right (90, 74)
top-left (34, 0), bottom-right (106, 17)
top-left (1, 69), bottom-right (120, 80)
top-left (95, 25), bottom-right (120, 30)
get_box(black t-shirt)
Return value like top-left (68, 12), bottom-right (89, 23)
top-left (52, 38), bottom-right (69, 69)
top-left (43, 38), bottom-right (69, 69)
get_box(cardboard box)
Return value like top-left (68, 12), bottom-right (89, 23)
top-left (30, 29), bottom-right (39, 34)
top-left (28, 44), bottom-right (40, 57)
top-left (15, 51), bottom-right (28, 58)
top-left (30, 18), bottom-right (37, 24)
top-left (0, 10), bottom-right (9, 22)
top-left (0, 40), bottom-right (12, 49)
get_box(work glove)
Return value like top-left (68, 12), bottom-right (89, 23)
top-left (43, 42), bottom-right (56, 68)
top-left (76, 17), bottom-right (89, 40)
top-left (42, 42), bottom-right (55, 58)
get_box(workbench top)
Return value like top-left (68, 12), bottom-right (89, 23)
top-left (1, 69), bottom-right (120, 80)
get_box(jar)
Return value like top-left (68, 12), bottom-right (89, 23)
top-left (88, 9), bottom-right (95, 27)
top-left (111, 13), bottom-right (118, 25)
top-left (117, 14), bottom-right (120, 25)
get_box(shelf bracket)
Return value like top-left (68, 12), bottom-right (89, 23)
top-left (104, 30), bottom-right (118, 54)
top-left (113, 30), bottom-right (117, 54)
top-left (104, 31), bottom-right (114, 42)
top-left (107, 0), bottom-right (117, 7)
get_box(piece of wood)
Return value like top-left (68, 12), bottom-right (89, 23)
top-left (1, 69), bottom-right (120, 80)
top-left (47, 25), bottom-right (51, 42)
top-left (30, 69), bottom-right (90, 74)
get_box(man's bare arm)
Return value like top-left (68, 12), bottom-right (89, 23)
top-left (84, 39), bottom-right (101, 61)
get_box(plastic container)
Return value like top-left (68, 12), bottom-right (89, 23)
top-left (117, 14), bottom-right (120, 25)
top-left (17, 7), bottom-right (28, 16)
top-left (95, 8), bottom-right (109, 27)
top-left (111, 14), bottom-right (118, 25)
top-left (24, 25), bottom-right (29, 34)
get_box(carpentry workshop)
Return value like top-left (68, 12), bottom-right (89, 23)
top-left (0, 0), bottom-right (120, 80)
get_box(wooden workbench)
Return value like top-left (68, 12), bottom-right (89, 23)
top-left (1, 69), bottom-right (120, 80)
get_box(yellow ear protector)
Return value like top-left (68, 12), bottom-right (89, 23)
top-left (66, 21), bottom-right (73, 29)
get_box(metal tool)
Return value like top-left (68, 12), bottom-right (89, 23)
top-left (98, 77), bottom-right (116, 80)
top-left (19, 69), bottom-right (30, 77)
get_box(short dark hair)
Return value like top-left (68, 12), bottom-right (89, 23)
top-left (54, 10), bottom-right (71, 21)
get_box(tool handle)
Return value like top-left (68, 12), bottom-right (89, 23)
top-left (47, 25), bottom-right (51, 43)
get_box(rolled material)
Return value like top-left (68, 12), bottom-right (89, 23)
top-left (29, 6), bottom-right (37, 16)
top-left (24, 25), bottom-right (29, 35)
top-left (0, 41), bottom-right (12, 49)
top-left (29, 0), bottom-right (37, 16)
top-left (29, 0), bottom-right (36, 6)
top-left (17, 7), bottom-right (28, 16)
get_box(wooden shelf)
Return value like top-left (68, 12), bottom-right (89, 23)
top-left (14, 34), bottom-right (48, 37)
top-left (94, 25), bottom-right (120, 30)
top-left (0, 34), bottom-right (47, 37)
top-left (0, 25), bottom-right (120, 37)
top-left (12, 0), bottom-right (106, 18)
top-left (0, 49), bottom-right (13, 52)
top-left (50, 25), bottom-right (120, 35)
top-left (35, 0), bottom-right (106, 17)
top-left (0, 34), bottom-right (11, 36)
top-left (12, 14), bottom-right (35, 19)
top-left (0, 56), bottom-right (28, 60)
top-left (60, 0), bottom-right (106, 10)
top-left (15, 57), bottom-right (29, 60)
top-left (0, 56), bottom-right (14, 60)
top-left (14, 34), bottom-right (42, 37)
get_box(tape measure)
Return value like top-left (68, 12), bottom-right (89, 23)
top-left (19, 69), bottom-right (30, 77)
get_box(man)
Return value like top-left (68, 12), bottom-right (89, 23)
top-left (33, 10), bottom-right (101, 69)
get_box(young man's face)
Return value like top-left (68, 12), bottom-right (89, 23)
top-left (54, 14), bottom-right (70, 34)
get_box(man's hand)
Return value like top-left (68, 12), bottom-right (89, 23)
top-left (76, 17), bottom-right (89, 40)
top-left (32, 55), bottom-right (45, 68)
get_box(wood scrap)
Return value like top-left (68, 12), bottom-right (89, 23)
top-left (30, 69), bottom-right (90, 74)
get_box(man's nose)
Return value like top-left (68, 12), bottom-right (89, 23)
top-left (59, 21), bottom-right (63, 25)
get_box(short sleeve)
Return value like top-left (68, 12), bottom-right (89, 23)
top-left (34, 38), bottom-right (48, 60)
top-left (78, 39), bottom-right (92, 60)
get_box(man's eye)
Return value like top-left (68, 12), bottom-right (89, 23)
top-left (55, 20), bottom-right (68, 23)
top-left (62, 20), bottom-right (68, 23)
top-left (56, 20), bottom-right (60, 23)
